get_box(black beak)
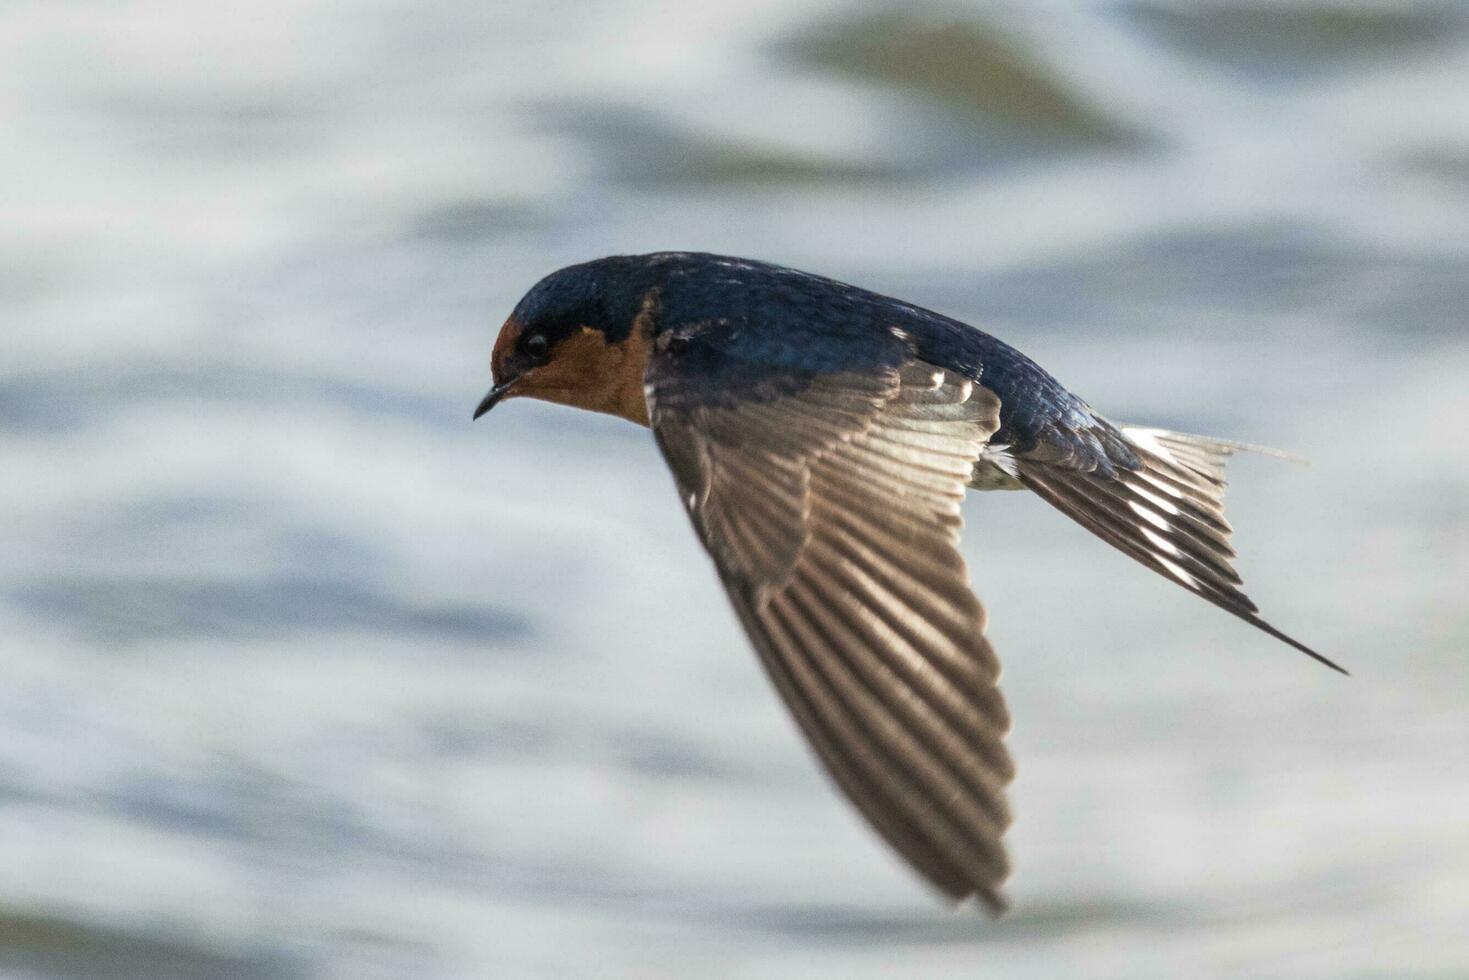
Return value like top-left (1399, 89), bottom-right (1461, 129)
top-left (473, 382), bottom-right (514, 420)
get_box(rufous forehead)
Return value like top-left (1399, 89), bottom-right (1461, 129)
top-left (490, 317), bottom-right (522, 377)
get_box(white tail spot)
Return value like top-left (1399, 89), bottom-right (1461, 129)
top-left (1157, 556), bottom-right (1196, 587)
top-left (1141, 527), bottom-right (1181, 557)
top-left (1135, 470), bottom-right (1185, 499)
top-left (1128, 499), bottom-right (1172, 531)
top-left (1125, 478), bottom-right (1181, 515)
top-left (1122, 426), bottom-right (1178, 465)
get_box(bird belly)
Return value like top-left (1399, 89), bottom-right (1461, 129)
top-left (970, 449), bottom-right (1025, 491)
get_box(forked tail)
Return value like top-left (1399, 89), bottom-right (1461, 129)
top-left (1015, 424), bottom-right (1346, 674)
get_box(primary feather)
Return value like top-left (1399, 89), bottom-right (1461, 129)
top-left (650, 357), bottom-right (1016, 912)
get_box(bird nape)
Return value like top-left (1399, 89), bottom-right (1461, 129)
top-left (473, 251), bottom-right (1344, 914)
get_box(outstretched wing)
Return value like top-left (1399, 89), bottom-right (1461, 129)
top-left (648, 339), bottom-right (1015, 913)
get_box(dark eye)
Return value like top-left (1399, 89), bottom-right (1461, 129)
top-left (522, 332), bottom-right (550, 361)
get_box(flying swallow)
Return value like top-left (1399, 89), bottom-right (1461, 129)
top-left (474, 251), bottom-right (1342, 914)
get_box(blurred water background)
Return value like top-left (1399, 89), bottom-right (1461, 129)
top-left (3, 1), bottom-right (1469, 977)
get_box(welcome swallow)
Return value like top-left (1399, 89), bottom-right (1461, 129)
top-left (474, 251), bottom-right (1342, 913)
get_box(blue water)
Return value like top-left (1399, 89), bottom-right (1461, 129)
top-left (3, 2), bottom-right (1468, 977)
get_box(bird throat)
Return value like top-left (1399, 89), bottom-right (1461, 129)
top-left (518, 324), bottom-right (652, 427)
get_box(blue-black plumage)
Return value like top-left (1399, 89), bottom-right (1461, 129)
top-left (504, 252), bottom-right (1133, 467)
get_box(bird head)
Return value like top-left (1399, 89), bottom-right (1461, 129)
top-left (474, 257), bottom-right (654, 426)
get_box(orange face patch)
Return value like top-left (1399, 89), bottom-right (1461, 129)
top-left (490, 317), bottom-right (522, 384)
top-left (496, 325), bottom-right (652, 426)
